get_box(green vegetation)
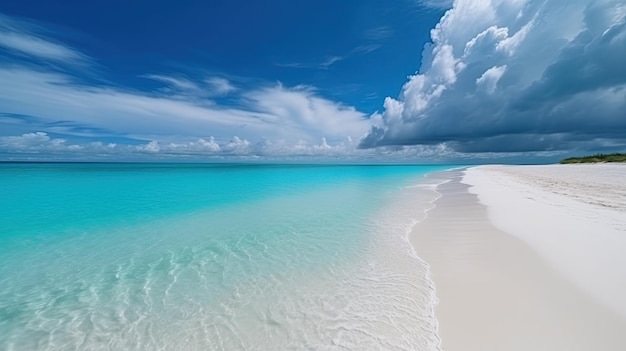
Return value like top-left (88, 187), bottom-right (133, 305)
top-left (560, 153), bottom-right (626, 164)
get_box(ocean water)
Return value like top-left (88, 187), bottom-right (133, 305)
top-left (0, 163), bottom-right (451, 350)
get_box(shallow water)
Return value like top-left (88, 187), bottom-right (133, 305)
top-left (0, 163), bottom-right (451, 350)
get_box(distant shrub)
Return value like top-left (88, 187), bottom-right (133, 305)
top-left (560, 153), bottom-right (626, 164)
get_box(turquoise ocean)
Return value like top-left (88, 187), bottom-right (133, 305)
top-left (0, 163), bottom-right (452, 350)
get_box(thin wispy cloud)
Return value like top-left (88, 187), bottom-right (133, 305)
top-left (277, 44), bottom-right (381, 71)
top-left (142, 74), bottom-right (238, 99)
top-left (352, 44), bottom-right (382, 54)
top-left (276, 56), bottom-right (346, 70)
top-left (364, 26), bottom-right (394, 41)
top-left (418, 0), bottom-right (454, 10)
top-left (275, 62), bottom-right (309, 69)
top-left (319, 56), bottom-right (344, 69)
top-left (0, 14), bottom-right (86, 64)
top-left (275, 25), bottom-right (393, 71)
top-left (205, 77), bottom-right (237, 95)
top-left (142, 74), bottom-right (200, 91)
top-left (0, 66), bottom-right (371, 146)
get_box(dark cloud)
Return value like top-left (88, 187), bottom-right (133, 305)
top-left (360, 0), bottom-right (626, 153)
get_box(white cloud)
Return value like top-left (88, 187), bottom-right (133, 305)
top-left (364, 26), bottom-right (394, 41)
top-left (496, 16), bottom-right (535, 55)
top-left (222, 136), bottom-right (251, 155)
top-left (139, 140), bottom-right (160, 153)
top-left (205, 77), bottom-right (237, 95)
top-left (144, 74), bottom-right (237, 96)
top-left (419, 0), bottom-right (454, 10)
top-left (243, 84), bottom-right (370, 142)
top-left (0, 132), bottom-right (119, 154)
top-left (0, 132), bottom-right (63, 148)
top-left (197, 137), bottom-right (221, 152)
top-left (142, 74), bottom-right (200, 91)
top-left (5, 4), bottom-right (622, 161)
top-left (360, 0), bottom-right (626, 153)
top-left (0, 66), bottom-right (372, 150)
top-left (276, 56), bottom-right (346, 70)
top-left (1, 130), bottom-right (577, 163)
top-left (0, 14), bottom-right (86, 63)
top-left (319, 56), bottom-right (344, 69)
top-left (136, 137), bottom-right (222, 154)
top-left (476, 65), bottom-right (507, 93)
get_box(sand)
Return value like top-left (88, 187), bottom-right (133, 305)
top-left (411, 165), bottom-right (626, 351)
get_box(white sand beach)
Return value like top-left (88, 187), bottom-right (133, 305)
top-left (412, 165), bottom-right (626, 350)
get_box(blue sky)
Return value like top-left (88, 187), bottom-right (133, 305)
top-left (0, 0), bottom-right (440, 111)
top-left (1, 0), bottom-right (625, 162)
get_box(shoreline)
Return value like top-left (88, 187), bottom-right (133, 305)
top-left (411, 166), bottom-right (626, 350)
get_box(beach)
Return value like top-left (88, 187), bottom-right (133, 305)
top-left (411, 165), bottom-right (626, 350)
top-left (4, 162), bottom-right (626, 350)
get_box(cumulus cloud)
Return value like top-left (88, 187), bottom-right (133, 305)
top-left (1, 131), bottom-right (488, 162)
top-left (360, 0), bottom-right (626, 153)
top-left (0, 131), bottom-right (67, 149)
top-left (476, 65), bottom-right (507, 93)
top-left (0, 132), bottom-right (119, 155)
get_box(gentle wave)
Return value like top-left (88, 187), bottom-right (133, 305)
top-left (0, 165), bottom-right (448, 350)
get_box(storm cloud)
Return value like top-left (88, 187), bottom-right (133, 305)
top-left (360, 0), bottom-right (626, 153)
